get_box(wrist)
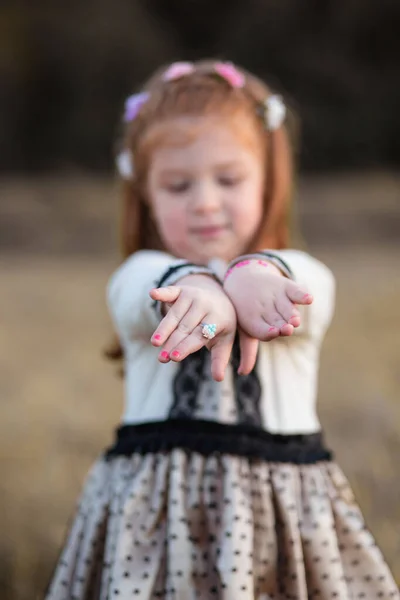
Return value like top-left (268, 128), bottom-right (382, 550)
top-left (225, 252), bottom-right (293, 281)
top-left (178, 272), bottom-right (221, 289)
top-left (224, 257), bottom-right (281, 283)
top-left (153, 263), bottom-right (219, 319)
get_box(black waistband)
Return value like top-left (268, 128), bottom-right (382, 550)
top-left (105, 419), bottom-right (332, 464)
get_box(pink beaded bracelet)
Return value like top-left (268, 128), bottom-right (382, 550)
top-left (224, 258), bottom-right (269, 281)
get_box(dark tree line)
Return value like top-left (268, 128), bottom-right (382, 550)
top-left (1, 0), bottom-right (399, 172)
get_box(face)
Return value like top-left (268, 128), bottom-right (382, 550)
top-left (146, 117), bottom-right (265, 264)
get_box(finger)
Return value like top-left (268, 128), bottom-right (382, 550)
top-left (264, 305), bottom-right (287, 331)
top-left (168, 316), bottom-right (224, 363)
top-left (161, 302), bottom-right (207, 356)
top-left (149, 286), bottom-right (181, 304)
top-left (275, 294), bottom-right (301, 327)
top-left (168, 325), bottom-right (210, 363)
top-left (242, 310), bottom-right (281, 341)
top-left (279, 323), bottom-right (295, 337)
top-left (238, 330), bottom-right (259, 375)
top-left (286, 282), bottom-right (313, 305)
top-left (260, 320), bottom-right (281, 342)
top-left (239, 299), bottom-right (281, 341)
top-left (151, 294), bottom-right (193, 350)
top-left (210, 336), bottom-right (235, 381)
top-left (272, 299), bottom-right (295, 337)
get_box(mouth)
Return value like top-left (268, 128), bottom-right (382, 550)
top-left (191, 225), bottom-right (228, 238)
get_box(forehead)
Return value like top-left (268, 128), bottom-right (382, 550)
top-left (143, 115), bottom-right (265, 171)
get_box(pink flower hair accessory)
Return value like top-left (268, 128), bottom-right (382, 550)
top-left (162, 62), bottom-right (195, 82)
top-left (124, 92), bottom-right (150, 122)
top-left (214, 62), bottom-right (245, 88)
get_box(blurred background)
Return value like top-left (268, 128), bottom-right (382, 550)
top-left (1, 1), bottom-right (399, 598)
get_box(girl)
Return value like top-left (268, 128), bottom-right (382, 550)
top-left (46, 61), bottom-right (398, 599)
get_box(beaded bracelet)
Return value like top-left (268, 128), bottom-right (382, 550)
top-left (224, 258), bottom-right (270, 281)
top-left (224, 252), bottom-right (293, 281)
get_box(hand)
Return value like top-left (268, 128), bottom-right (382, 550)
top-left (149, 274), bottom-right (258, 380)
top-left (224, 259), bottom-right (313, 341)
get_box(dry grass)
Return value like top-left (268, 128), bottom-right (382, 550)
top-left (0, 173), bottom-right (399, 599)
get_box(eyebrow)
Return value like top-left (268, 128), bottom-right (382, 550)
top-left (159, 160), bottom-right (245, 176)
top-left (213, 160), bottom-right (244, 170)
top-left (158, 169), bottom-right (190, 178)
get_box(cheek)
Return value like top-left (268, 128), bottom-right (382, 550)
top-left (153, 202), bottom-right (188, 251)
top-left (233, 187), bottom-right (264, 237)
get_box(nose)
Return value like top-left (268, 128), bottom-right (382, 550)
top-left (191, 180), bottom-right (221, 214)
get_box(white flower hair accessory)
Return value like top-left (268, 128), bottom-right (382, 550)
top-left (116, 149), bottom-right (134, 180)
top-left (265, 95), bottom-right (286, 131)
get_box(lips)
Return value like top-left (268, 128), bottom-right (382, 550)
top-left (191, 225), bottom-right (227, 237)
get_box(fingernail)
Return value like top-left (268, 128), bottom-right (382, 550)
top-left (171, 351), bottom-right (180, 359)
top-left (153, 334), bottom-right (161, 340)
top-left (303, 294), bottom-right (312, 302)
top-left (160, 351), bottom-right (169, 359)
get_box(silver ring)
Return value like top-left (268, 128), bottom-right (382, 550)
top-left (201, 323), bottom-right (217, 340)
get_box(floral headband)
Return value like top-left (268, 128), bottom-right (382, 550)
top-left (116, 61), bottom-right (286, 180)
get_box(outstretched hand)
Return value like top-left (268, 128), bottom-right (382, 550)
top-left (224, 260), bottom-right (313, 341)
top-left (149, 274), bottom-right (259, 381)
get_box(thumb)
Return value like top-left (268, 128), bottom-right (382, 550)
top-left (149, 286), bottom-right (181, 304)
top-left (238, 329), bottom-right (259, 375)
top-left (286, 282), bottom-right (313, 306)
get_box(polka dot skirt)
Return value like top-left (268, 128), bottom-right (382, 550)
top-left (45, 452), bottom-right (399, 599)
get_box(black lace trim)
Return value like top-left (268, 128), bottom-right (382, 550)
top-left (170, 346), bottom-right (208, 419)
top-left (104, 419), bottom-right (333, 464)
top-left (230, 334), bottom-right (262, 426)
top-left (155, 262), bottom-right (199, 289)
top-left (170, 336), bottom-right (263, 426)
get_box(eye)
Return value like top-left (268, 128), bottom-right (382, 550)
top-left (217, 175), bottom-right (242, 187)
top-left (165, 180), bottom-right (191, 193)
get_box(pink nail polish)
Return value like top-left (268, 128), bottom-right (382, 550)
top-left (171, 351), bottom-right (180, 358)
top-left (153, 334), bottom-right (161, 340)
top-left (160, 351), bottom-right (169, 359)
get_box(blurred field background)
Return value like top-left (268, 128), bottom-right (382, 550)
top-left (1, 1), bottom-right (400, 598)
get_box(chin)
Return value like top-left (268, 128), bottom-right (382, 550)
top-left (179, 241), bottom-right (237, 265)
top-left (196, 251), bottom-right (232, 266)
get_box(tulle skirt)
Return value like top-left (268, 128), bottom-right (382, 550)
top-left (45, 445), bottom-right (398, 599)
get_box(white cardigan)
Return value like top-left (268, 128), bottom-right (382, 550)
top-left (107, 250), bottom-right (335, 435)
